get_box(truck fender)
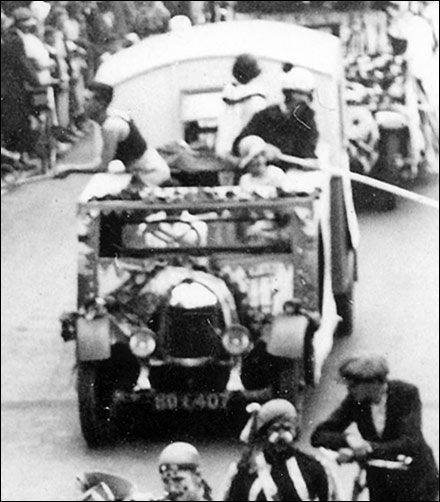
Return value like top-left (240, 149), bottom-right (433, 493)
top-left (76, 316), bottom-right (112, 362)
top-left (266, 315), bottom-right (309, 360)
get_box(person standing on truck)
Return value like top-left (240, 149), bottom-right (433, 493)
top-left (237, 136), bottom-right (286, 193)
top-left (223, 399), bottom-right (332, 501)
top-left (233, 67), bottom-right (319, 171)
top-left (215, 54), bottom-right (267, 159)
top-left (311, 354), bottom-right (439, 501)
top-left (56, 82), bottom-right (170, 185)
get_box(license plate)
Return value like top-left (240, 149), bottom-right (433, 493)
top-left (153, 392), bottom-right (228, 412)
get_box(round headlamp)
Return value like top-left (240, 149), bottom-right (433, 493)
top-left (129, 329), bottom-right (157, 358)
top-left (222, 325), bottom-right (251, 356)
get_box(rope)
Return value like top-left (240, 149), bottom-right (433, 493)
top-left (278, 154), bottom-right (439, 211)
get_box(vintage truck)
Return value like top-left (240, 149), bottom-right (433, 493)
top-left (62, 21), bottom-right (359, 446)
top-left (62, 169), bottom-right (357, 446)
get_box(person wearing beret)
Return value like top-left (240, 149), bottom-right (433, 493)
top-left (311, 354), bottom-right (439, 501)
top-left (223, 399), bottom-right (332, 501)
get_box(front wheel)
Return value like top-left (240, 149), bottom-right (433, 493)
top-left (77, 361), bottom-right (118, 448)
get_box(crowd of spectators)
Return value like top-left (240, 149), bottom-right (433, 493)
top-left (1, 1), bottom-right (176, 169)
top-left (343, 1), bottom-right (438, 177)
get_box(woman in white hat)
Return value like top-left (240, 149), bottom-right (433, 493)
top-left (238, 136), bottom-right (286, 193)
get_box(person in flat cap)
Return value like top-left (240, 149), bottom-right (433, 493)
top-left (311, 354), bottom-right (439, 501)
top-left (156, 442), bottom-right (212, 501)
top-left (223, 399), bottom-right (331, 501)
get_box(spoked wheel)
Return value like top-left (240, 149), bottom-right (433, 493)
top-left (77, 361), bottom-right (118, 448)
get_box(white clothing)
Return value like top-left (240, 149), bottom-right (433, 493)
top-left (215, 80), bottom-right (267, 157)
top-left (239, 165), bottom-right (286, 192)
top-left (134, 148), bottom-right (171, 186)
top-left (371, 392), bottom-right (388, 438)
top-left (249, 452), bottom-right (312, 502)
top-left (103, 113), bottom-right (170, 186)
top-left (30, 1), bottom-right (51, 23)
top-left (18, 31), bottom-right (53, 85)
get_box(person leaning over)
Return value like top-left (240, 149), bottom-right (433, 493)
top-left (223, 399), bottom-right (332, 501)
top-left (311, 354), bottom-right (439, 501)
top-left (56, 82), bottom-right (170, 185)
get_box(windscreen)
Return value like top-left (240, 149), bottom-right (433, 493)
top-left (99, 207), bottom-right (294, 257)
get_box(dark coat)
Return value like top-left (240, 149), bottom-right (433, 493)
top-left (311, 380), bottom-right (439, 501)
top-left (225, 449), bottom-right (329, 501)
top-left (1, 28), bottom-right (40, 151)
top-left (232, 104), bottom-right (319, 161)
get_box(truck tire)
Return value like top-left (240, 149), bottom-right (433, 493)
top-left (77, 361), bottom-right (118, 448)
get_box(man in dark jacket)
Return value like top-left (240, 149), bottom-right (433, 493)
top-left (224, 399), bottom-right (331, 501)
top-left (233, 67), bottom-right (319, 168)
top-left (1, 7), bottom-right (41, 154)
top-left (311, 354), bottom-right (439, 501)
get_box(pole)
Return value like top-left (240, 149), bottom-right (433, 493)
top-left (278, 153), bottom-right (439, 210)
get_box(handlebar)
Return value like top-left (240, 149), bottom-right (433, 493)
top-left (362, 456), bottom-right (413, 471)
top-left (335, 448), bottom-right (413, 471)
top-left (320, 448), bottom-right (413, 471)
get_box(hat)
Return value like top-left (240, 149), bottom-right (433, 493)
top-left (345, 83), bottom-right (368, 105)
top-left (339, 354), bottom-right (390, 383)
top-left (232, 54), bottom-right (261, 85)
top-left (169, 15), bottom-right (192, 32)
top-left (238, 136), bottom-right (266, 169)
top-left (281, 67), bottom-right (316, 94)
top-left (12, 7), bottom-right (36, 24)
top-left (159, 442), bottom-right (201, 472)
top-left (88, 82), bottom-right (114, 107)
top-left (1, 11), bottom-right (13, 30)
top-left (240, 400), bottom-right (298, 443)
